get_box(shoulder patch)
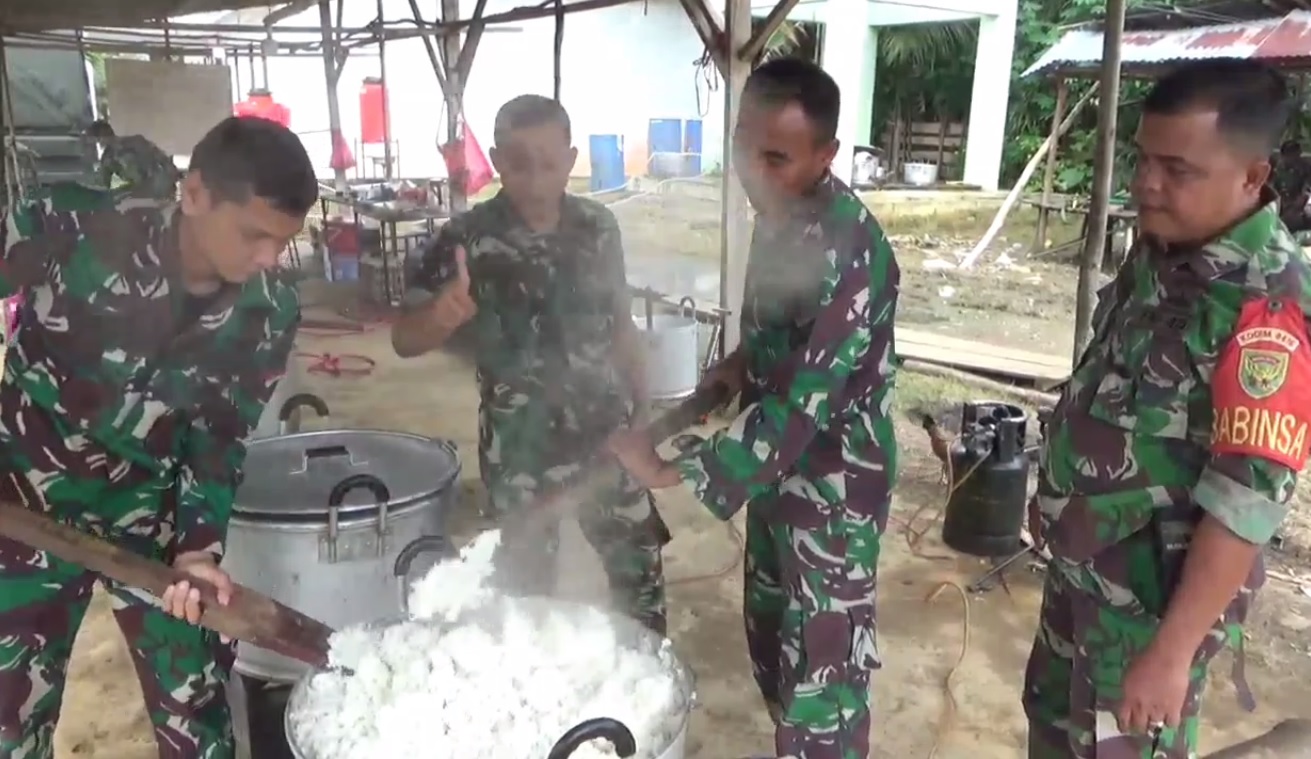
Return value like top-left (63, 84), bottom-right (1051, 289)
top-left (1211, 297), bottom-right (1311, 469)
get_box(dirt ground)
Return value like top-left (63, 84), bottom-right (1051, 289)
top-left (51, 193), bottom-right (1311, 758)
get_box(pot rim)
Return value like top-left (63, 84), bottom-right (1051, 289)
top-left (282, 598), bottom-right (697, 759)
top-left (234, 430), bottom-right (461, 520)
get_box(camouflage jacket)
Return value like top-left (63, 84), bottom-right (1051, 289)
top-left (100, 135), bottom-right (180, 199)
top-left (0, 186), bottom-right (300, 557)
top-left (1038, 189), bottom-right (1310, 562)
top-left (408, 192), bottom-right (635, 477)
top-left (677, 173), bottom-right (900, 520)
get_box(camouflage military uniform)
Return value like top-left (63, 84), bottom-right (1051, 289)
top-left (99, 134), bottom-right (181, 200)
top-left (676, 174), bottom-right (899, 758)
top-left (0, 186), bottom-right (300, 758)
top-left (407, 191), bottom-right (669, 634)
top-left (1025, 188), bottom-right (1308, 758)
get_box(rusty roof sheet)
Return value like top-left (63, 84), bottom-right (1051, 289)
top-left (1024, 9), bottom-right (1311, 78)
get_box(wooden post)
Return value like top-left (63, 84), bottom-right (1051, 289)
top-left (1035, 77), bottom-right (1068, 250)
top-left (1072, 0), bottom-right (1126, 365)
top-left (720, 0), bottom-right (752, 356)
top-left (318, 0), bottom-right (348, 190)
top-left (377, 0), bottom-right (394, 179)
top-left (441, 0), bottom-right (468, 214)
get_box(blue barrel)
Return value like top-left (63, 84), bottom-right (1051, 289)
top-left (682, 119), bottom-right (703, 177)
top-left (648, 118), bottom-right (683, 178)
top-left (588, 134), bottom-right (625, 192)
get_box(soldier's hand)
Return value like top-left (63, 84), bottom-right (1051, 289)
top-left (431, 246), bottom-right (477, 332)
top-left (699, 351), bottom-right (746, 400)
top-left (1026, 495), bottom-right (1045, 551)
top-left (164, 551), bottom-right (234, 642)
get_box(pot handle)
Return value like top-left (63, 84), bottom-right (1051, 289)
top-left (327, 474), bottom-right (390, 507)
top-left (279, 392), bottom-right (329, 422)
top-left (546, 718), bottom-right (637, 759)
top-left (322, 475), bottom-right (391, 564)
top-left (392, 535), bottom-right (457, 615)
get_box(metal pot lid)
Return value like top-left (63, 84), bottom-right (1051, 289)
top-left (236, 428), bottom-right (461, 519)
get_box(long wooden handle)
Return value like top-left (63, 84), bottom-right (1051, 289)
top-left (507, 382), bottom-right (733, 531)
top-left (0, 503), bottom-right (334, 668)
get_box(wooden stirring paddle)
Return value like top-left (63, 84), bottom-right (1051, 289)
top-left (0, 502), bottom-right (335, 669)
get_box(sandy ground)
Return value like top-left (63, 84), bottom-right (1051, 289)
top-left (53, 299), bottom-right (1311, 759)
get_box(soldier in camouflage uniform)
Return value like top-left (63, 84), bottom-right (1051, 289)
top-left (87, 119), bottom-right (182, 200)
top-left (391, 95), bottom-right (669, 634)
top-left (1272, 139), bottom-right (1311, 231)
top-left (1025, 60), bottom-right (1311, 758)
top-left (609, 59), bottom-right (899, 759)
top-left (0, 116), bottom-right (316, 759)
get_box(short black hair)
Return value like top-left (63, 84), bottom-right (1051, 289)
top-left (493, 95), bottom-right (572, 147)
top-left (1144, 59), bottom-right (1292, 156)
top-left (188, 116), bottom-right (318, 216)
top-left (86, 119), bottom-right (114, 138)
top-left (744, 57), bottom-right (841, 143)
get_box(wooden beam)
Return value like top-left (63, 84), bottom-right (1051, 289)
top-left (442, 0), bottom-right (468, 214)
top-left (1034, 77), bottom-right (1068, 249)
top-left (739, 0), bottom-right (801, 63)
top-left (677, 0), bottom-right (726, 73)
top-left (719, 0), bottom-right (752, 355)
top-left (405, 0), bottom-right (447, 94)
top-left (1072, 0), bottom-right (1126, 365)
top-left (455, 0), bottom-right (489, 81)
top-left (317, 0), bottom-right (348, 190)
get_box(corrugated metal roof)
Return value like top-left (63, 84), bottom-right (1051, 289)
top-left (1024, 9), bottom-right (1311, 78)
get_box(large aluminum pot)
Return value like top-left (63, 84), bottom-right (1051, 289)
top-left (225, 428), bottom-right (461, 683)
top-left (283, 598), bottom-right (696, 759)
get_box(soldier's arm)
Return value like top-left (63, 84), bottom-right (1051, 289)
top-left (0, 196), bottom-right (75, 297)
top-left (173, 288), bottom-right (301, 559)
top-left (597, 209), bottom-right (648, 408)
top-left (676, 210), bottom-right (898, 520)
top-left (391, 220), bottom-right (464, 358)
top-left (1151, 298), bottom-right (1309, 659)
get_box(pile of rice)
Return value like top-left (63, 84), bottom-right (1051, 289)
top-left (286, 530), bottom-right (690, 759)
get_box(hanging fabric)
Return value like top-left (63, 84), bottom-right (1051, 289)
top-left (441, 118), bottom-right (493, 196)
top-left (329, 129), bottom-right (357, 172)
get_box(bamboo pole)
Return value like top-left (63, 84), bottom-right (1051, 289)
top-left (1072, 0), bottom-right (1127, 364)
top-left (958, 82), bottom-right (1098, 270)
top-left (1034, 77), bottom-right (1069, 249)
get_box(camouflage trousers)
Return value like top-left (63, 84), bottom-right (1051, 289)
top-left (0, 473), bottom-right (234, 759)
top-left (484, 457), bottom-right (671, 636)
top-left (743, 497), bottom-right (882, 759)
top-left (1023, 531), bottom-right (1259, 758)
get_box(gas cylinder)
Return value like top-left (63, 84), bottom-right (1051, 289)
top-left (940, 401), bottom-right (1031, 558)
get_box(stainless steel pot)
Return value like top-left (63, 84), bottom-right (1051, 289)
top-left (225, 428), bottom-right (462, 683)
top-left (283, 598), bottom-right (696, 759)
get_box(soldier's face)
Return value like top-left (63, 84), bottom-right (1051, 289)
top-left (1131, 109), bottom-right (1269, 244)
top-left (180, 173), bottom-right (305, 284)
top-left (732, 97), bottom-right (837, 217)
top-left (489, 123), bottom-right (577, 212)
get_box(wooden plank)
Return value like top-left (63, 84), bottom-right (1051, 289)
top-left (895, 326), bottom-right (1071, 384)
top-left (910, 121), bottom-right (965, 135)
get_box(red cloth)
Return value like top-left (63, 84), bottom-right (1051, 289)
top-left (329, 129), bottom-right (356, 172)
top-left (440, 120), bottom-right (492, 196)
top-left (234, 94), bottom-right (290, 127)
top-left (1211, 296), bottom-right (1311, 469)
